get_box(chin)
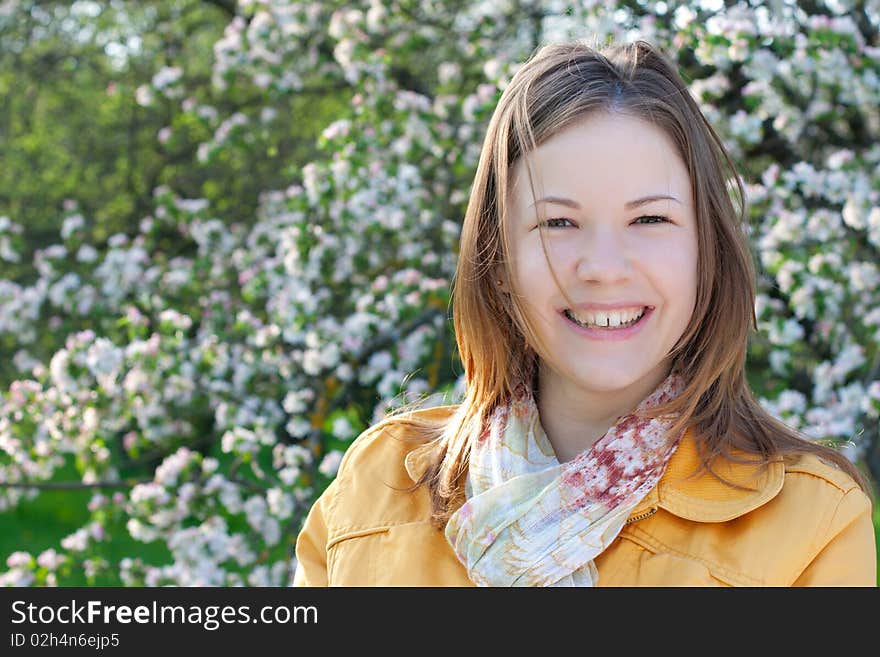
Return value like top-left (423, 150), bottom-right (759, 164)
top-left (582, 356), bottom-right (670, 383)
top-left (571, 371), bottom-right (647, 393)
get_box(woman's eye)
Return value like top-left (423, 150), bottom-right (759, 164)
top-left (537, 216), bottom-right (669, 229)
top-left (540, 218), bottom-right (574, 228)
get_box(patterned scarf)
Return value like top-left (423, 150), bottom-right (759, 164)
top-left (445, 372), bottom-right (686, 587)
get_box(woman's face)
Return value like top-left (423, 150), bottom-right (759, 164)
top-left (505, 112), bottom-right (699, 400)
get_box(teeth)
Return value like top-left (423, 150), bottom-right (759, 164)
top-left (566, 307), bottom-right (646, 329)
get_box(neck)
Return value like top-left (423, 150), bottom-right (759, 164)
top-left (535, 362), bottom-right (671, 463)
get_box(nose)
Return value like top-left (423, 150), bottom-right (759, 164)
top-left (574, 226), bottom-right (633, 283)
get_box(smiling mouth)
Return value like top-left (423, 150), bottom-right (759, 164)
top-left (562, 307), bottom-right (649, 330)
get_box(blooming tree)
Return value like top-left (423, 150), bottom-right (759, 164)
top-left (0, 0), bottom-right (878, 586)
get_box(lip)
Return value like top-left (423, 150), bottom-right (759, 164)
top-left (559, 306), bottom-right (653, 341)
top-left (565, 302), bottom-right (654, 311)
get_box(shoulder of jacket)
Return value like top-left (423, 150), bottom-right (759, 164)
top-left (782, 451), bottom-right (864, 496)
top-left (768, 451), bottom-right (874, 547)
top-left (323, 404), bottom-right (458, 535)
top-left (335, 404), bottom-right (458, 482)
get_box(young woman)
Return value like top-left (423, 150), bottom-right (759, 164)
top-left (293, 39), bottom-right (877, 586)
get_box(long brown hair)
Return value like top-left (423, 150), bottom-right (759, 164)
top-left (389, 38), bottom-right (873, 528)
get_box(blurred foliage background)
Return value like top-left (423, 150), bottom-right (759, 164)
top-left (1, 0), bottom-right (878, 585)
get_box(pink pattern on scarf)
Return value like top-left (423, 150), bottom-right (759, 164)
top-left (445, 372), bottom-right (687, 587)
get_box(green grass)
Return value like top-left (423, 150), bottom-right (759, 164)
top-left (0, 462), bottom-right (170, 586)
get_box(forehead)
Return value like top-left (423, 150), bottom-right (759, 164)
top-left (510, 113), bottom-right (691, 203)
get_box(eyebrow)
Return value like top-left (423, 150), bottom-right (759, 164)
top-left (530, 194), bottom-right (681, 210)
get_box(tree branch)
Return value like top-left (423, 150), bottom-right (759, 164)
top-left (202, 0), bottom-right (237, 17)
top-left (351, 307), bottom-right (446, 370)
top-left (315, 306), bottom-right (447, 426)
top-left (275, 306), bottom-right (448, 445)
top-left (853, 0), bottom-right (879, 45)
top-left (0, 479), bottom-right (144, 490)
top-left (0, 473), bottom-right (266, 493)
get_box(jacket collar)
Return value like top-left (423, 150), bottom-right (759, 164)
top-left (403, 418), bottom-right (785, 523)
top-left (627, 427), bottom-right (785, 522)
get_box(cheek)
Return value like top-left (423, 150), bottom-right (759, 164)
top-left (652, 243), bottom-right (698, 321)
top-left (511, 246), bottom-right (554, 300)
top-left (512, 235), bottom-right (581, 288)
top-left (514, 241), bottom-right (554, 275)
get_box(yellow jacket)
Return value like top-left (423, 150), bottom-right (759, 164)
top-left (293, 405), bottom-right (877, 586)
